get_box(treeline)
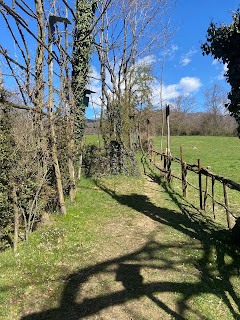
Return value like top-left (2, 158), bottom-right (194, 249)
top-left (149, 110), bottom-right (238, 137)
top-left (85, 110), bottom-right (238, 137)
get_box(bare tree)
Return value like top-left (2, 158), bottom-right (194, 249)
top-left (201, 83), bottom-right (229, 135)
top-left (95, 0), bottom-right (176, 173)
top-left (169, 95), bottom-right (197, 135)
top-left (203, 83), bottom-right (228, 115)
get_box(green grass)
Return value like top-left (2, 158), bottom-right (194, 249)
top-left (84, 133), bottom-right (103, 146)
top-left (0, 176), bottom-right (144, 319)
top-left (151, 136), bottom-right (240, 227)
top-left (152, 136), bottom-right (240, 183)
top-left (1, 136), bottom-right (240, 319)
top-left (1, 173), bottom-right (239, 319)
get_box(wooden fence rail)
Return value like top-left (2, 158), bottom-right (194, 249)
top-left (147, 144), bottom-right (240, 229)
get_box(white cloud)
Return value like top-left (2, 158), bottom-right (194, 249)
top-left (212, 59), bottom-right (218, 65)
top-left (217, 63), bottom-right (228, 80)
top-left (166, 44), bottom-right (179, 60)
top-left (136, 55), bottom-right (156, 66)
top-left (180, 49), bottom-right (197, 67)
top-left (211, 59), bottom-right (228, 80)
top-left (162, 84), bottom-right (179, 100)
top-left (179, 77), bottom-right (202, 94)
top-left (181, 57), bottom-right (191, 66)
top-left (152, 76), bottom-right (202, 106)
top-left (89, 66), bottom-right (101, 87)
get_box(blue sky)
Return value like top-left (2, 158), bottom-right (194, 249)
top-left (0, 1), bottom-right (239, 119)
top-left (86, 0), bottom-right (239, 118)
top-left (164, 0), bottom-right (239, 90)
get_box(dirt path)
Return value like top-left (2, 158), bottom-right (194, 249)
top-left (72, 175), bottom-right (239, 320)
top-left (59, 175), bottom-right (201, 320)
top-left (72, 176), bottom-right (175, 320)
top-left (21, 174), bottom-right (240, 320)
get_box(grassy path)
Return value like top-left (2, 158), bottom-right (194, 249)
top-left (1, 168), bottom-right (240, 319)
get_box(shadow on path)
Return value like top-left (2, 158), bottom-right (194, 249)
top-left (22, 163), bottom-right (240, 319)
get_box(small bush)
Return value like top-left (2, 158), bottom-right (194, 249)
top-left (82, 145), bottom-right (108, 177)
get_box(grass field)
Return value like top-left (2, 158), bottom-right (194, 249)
top-left (0, 135), bottom-right (239, 319)
top-left (149, 136), bottom-right (240, 229)
top-left (1, 174), bottom-right (240, 319)
top-left (84, 135), bottom-right (239, 183)
top-left (84, 133), bottom-right (103, 147)
top-left (83, 134), bottom-right (240, 227)
top-left (152, 136), bottom-right (240, 183)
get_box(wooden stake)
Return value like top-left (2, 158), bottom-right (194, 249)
top-left (203, 167), bottom-right (209, 211)
top-left (198, 159), bottom-right (203, 210)
top-left (180, 146), bottom-right (187, 197)
top-left (166, 105), bottom-right (170, 155)
top-left (166, 153), bottom-right (172, 183)
top-left (223, 183), bottom-right (232, 229)
top-left (203, 176), bottom-right (208, 211)
top-left (163, 153), bottom-right (167, 172)
top-left (212, 176), bottom-right (216, 219)
top-left (147, 119), bottom-right (150, 142)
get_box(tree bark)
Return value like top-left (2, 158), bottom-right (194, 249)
top-left (12, 183), bottom-right (19, 253)
top-left (48, 16), bottom-right (66, 215)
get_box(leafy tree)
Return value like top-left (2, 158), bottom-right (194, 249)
top-left (201, 10), bottom-right (240, 136)
top-left (0, 107), bottom-right (16, 248)
top-left (132, 63), bottom-right (154, 110)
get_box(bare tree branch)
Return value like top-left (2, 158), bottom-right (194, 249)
top-left (15, 0), bottom-right (37, 19)
top-left (0, 101), bottom-right (48, 116)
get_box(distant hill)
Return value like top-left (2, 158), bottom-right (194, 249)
top-left (85, 118), bottom-right (100, 135)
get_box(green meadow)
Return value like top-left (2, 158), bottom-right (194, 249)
top-left (0, 135), bottom-right (239, 319)
top-left (152, 136), bottom-right (240, 183)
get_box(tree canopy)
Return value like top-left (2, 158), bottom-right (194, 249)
top-left (201, 9), bottom-right (240, 136)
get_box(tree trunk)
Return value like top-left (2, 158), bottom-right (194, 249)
top-left (65, 6), bottom-right (76, 201)
top-left (34, 0), bottom-right (45, 112)
top-left (12, 183), bottom-right (19, 253)
top-left (48, 19), bottom-right (66, 215)
top-left (68, 134), bottom-right (76, 200)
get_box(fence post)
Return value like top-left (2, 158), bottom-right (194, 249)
top-left (212, 177), bottom-right (216, 219)
top-left (147, 118), bottom-right (150, 142)
top-left (166, 105), bottom-right (170, 155)
top-left (180, 146), bottom-right (187, 197)
top-left (203, 167), bottom-right (210, 211)
top-left (198, 159), bottom-right (203, 210)
top-left (223, 183), bottom-right (232, 229)
top-left (166, 154), bottom-right (172, 183)
top-left (163, 152), bottom-right (167, 171)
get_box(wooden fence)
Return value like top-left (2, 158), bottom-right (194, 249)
top-left (147, 143), bottom-right (240, 229)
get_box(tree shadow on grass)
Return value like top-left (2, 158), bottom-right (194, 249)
top-left (22, 240), bottom-right (204, 320)
top-left (22, 169), bottom-right (240, 319)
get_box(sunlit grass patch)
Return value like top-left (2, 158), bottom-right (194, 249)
top-left (1, 168), bottom-right (240, 319)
